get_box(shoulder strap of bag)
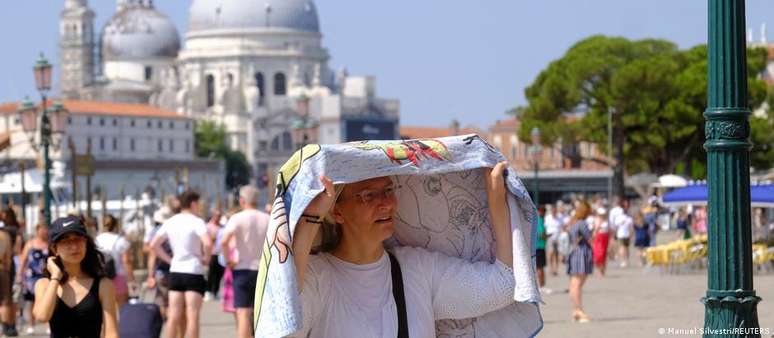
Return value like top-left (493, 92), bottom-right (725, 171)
top-left (388, 252), bottom-right (408, 338)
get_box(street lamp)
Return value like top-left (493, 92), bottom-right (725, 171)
top-left (291, 94), bottom-right (314, 150)
top-left (17, 53), bottom-right (68, 226)
top-left (702, 0), bottom-right (760, 333)
top-left (529, 127), bottom-right (542, 207)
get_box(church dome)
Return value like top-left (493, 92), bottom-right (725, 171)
top-left (189, 0), bottom-right (320, 33)
top-left (101, 5), bottom-right (180, 60)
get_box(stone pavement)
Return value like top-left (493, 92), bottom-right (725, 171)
top-left (538, 263), bottom-right (773, 338)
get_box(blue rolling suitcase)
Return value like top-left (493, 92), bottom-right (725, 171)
top-left (119, 286), bottom-right (163, 338)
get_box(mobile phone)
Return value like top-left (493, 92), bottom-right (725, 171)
top-left (52, 255), bottom-right (69, 282)
top-left (53, 256), bottom-right (64, 270)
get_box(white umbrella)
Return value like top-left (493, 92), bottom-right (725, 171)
top-left (650, 174), bottom-right (688, 188)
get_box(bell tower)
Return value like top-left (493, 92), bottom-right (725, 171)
top-left (60, 0), bottom-right (95, 98)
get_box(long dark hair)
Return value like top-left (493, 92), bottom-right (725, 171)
top-left (44, 234), bottom-right (107, 283)
top-left (1, 207), bottom-right (19, 228)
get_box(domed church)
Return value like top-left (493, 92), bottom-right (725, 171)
top-left (59, 0), bottom-right (400, 179)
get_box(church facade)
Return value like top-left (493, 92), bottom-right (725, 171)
top-left (60, 0), bottom-right (400, 180)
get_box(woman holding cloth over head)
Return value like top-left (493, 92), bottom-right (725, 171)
top-left (32, 215), bottom-right (119, 338)
top-left (291, 161), bottom-right (517, 338)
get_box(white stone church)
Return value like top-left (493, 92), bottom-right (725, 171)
top-left (60, 0), bottom-right (400, 179)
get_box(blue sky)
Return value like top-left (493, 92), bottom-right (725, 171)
top-left (2, 1), bottom-right (774, 129)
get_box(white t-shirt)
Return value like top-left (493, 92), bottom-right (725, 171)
top-left (544, 214), bottom-right (561, 236)
top-left (594, 219), bottom-right (610, 233)
top-left (154, 212), bottom-right (208, 275)
top-left (615, 214), bottom-right (633, 239)
top-left (95, 232), bottom-right (131, 276)
top-left (222, 209), bottom-right (269, 271)
top-left (293, 246), bottom-right (515, 338)
top-left (609, 206), bottom-right (623, 230)
top-left (558, 213), bottom-right (571, 228)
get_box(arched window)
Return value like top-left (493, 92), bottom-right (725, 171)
top-left (282, 131), bottom-right (293, 150)
top-left (144, 66), bottom-right (153, 81)
top-left (255, 72), bottom-right (265, 105)
top-left (206, 74), bottom-right (215, 107)
top-left (274, 72), bottom-right (286, 96)
top-left (271, 135), bottom-right (280, 151)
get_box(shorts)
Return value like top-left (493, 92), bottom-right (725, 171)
top-left (168, 272), bottom-right (206, 295)
top-left (618, 237), bottom-right (630, 247)
top-left (154, 273), bottom-right (170, 308)
top-left (0, 269), bottom-right (10, 305)
top-left (232, 270), bottom-right (258, 308)
top-left (112, 274), bottom-right (129, 296)
top-left (546, 234), bottom-right (559, 254)
top-left (535, 249), bottom-right (547, 268)
top-left (23, 290), bottom-right (34, 302)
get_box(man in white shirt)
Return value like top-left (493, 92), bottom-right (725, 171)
top-left (610, 199), bottom-right (631, 267)
top-left (151, 191), bottom-right (212, 338)
top-left (220, 186), bottom-right (269, 338)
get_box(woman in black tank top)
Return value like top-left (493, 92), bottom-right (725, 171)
top-left (31, 216), bottom-right (119, 338)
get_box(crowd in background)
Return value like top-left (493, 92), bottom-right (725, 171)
top-left (0, 185), bottom-right (270, 338)
top-left (532, 193), bottom-right (774, 323)
top-left (0, 189), bottom-right (771, 333)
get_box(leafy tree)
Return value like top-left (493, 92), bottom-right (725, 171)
top-left (194, 120), bottom-right (251, 190)
top-left (518, 35), bottom-right (769, 199)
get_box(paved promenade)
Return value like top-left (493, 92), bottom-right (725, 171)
top-left (538, 264), bottom-right (773, 337)
top-left (24, 231), bottom-right (773, 337)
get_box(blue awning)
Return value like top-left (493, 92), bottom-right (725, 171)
top-left (662, 184), bottom-right (774, 208)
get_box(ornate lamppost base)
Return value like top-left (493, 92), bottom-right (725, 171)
top-left (702, 290), bottom-right (762, 337)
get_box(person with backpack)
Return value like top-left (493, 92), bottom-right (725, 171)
top-left (96, 214), bottom-right (135, 308)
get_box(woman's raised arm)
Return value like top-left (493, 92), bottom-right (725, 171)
top-left (485, 161), bottom-right (513, 267)
top-left (294, 175), bottom-right (335, 291)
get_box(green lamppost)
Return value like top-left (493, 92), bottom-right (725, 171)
top-left (702, 1), bottom-right (760, 336)
top-left (529, 127), bottom-right (542, 207)
top-left (17, 54), bottom-right (67, 226)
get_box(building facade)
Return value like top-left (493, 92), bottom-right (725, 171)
top-left (0, 100), bottom-right (224, 205)
top-left (59, 0), bottom-right (400, 180)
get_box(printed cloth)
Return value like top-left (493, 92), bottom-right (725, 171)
top-left (253, 134), bottom-right (543, 337)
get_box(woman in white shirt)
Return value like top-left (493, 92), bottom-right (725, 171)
top-left (150, 191), bottom-right (212, 338)
top-left (292, 162), bottom-right (516, 338)
top-left (95, 214), bottom-right (134, 307)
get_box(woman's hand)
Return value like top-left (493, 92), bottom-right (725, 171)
top-left (304, 176), bottom-right (336, 216)
top-left (46, 257), bottom-right (63, 280)
top-left (485, 161), bottom-right (508, 206)
top-left (485, 162), bottom-right (513, 267)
